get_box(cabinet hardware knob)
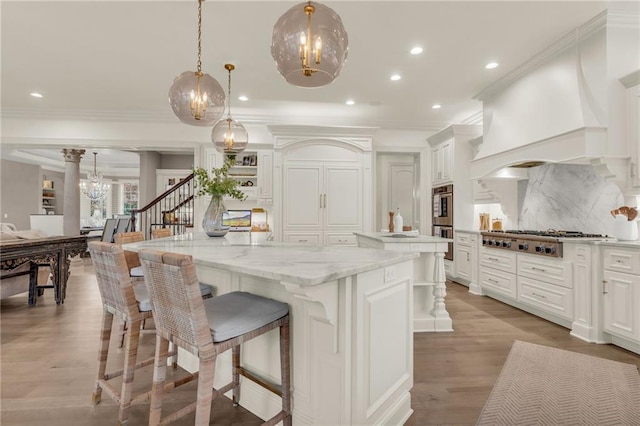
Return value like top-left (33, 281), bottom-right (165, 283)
top-left (531, 292), bottom-right (547, 299)
top-left (616, 259), bottom-right (623, 263)
top-left (602, 279), bottom-right (608, 294)
top-left (532, 267), bottom-right (546, 273)
top-left (487, 278), bottom-right (498, 284)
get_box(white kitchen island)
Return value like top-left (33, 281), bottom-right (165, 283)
top-left (124, 232), bottom-right (418, 425)
top-left (354, 232), bottom-right (453, 333)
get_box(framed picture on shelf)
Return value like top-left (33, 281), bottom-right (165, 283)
top-left (249, 155), bottom-right (257, 166)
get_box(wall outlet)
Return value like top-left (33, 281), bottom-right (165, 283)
top-left (384, 266), bottom-right (396, 282)
top-left (3, 213), bottom-right (7, 219)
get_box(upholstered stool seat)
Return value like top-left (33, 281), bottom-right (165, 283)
top-left (139, 249), bottom-right (292, 426)
top-left (131, 265), bottom-right (213, 299)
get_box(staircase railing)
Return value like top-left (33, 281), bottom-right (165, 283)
top-left (130, 173), bottom-right (195, 240)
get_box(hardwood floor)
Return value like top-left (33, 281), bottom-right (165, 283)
top-left (2, 262), bottom-right (639, 425)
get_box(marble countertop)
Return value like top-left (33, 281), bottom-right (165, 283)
top-left (596, 240), bottom-right (640, 248)
top-left (124, 232), bottom-right (418, 286)
top-left (454, 229), bottom-right (482, 234)
top-left (354, 232), bottom-right (453, 243)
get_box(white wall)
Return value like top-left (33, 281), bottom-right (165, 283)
top-left (1, 159), bottom-right (41, 229)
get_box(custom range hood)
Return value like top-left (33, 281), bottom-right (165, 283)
top-left (469, 9), bottom-right (639, 197)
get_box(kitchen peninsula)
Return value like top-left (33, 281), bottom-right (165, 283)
top-left (354, 232), bottom-right (453, 332)
top-left (124, 232), bottom-right (418, 425)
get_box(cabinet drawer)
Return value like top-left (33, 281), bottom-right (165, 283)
top-left (480, 267), bottom-right (517, 299)
top-left (456, 232), bottom-right (472, 246)
top-left (283, 233), bottom-right (321, 245)
top-left (326, 233), bottom-right (357, 246)
top-left (518, 276), bottom-right (573, 320)
top-left (480, 249), bottom-right (516, 274)
top-left (518, 255), bottom-right (573, 289)
top-left (603, 247), bottom-right (640, 275)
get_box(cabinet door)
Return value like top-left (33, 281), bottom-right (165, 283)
top-left (603, 271), bottom-right (639, 340)
top-left (324, 166), bottom-right (362, 230)
top-left (283, 165), bottom-right (322, 229)
top-left (456, 245), bottom-right (471, 281)
top-left (431, 145), bottom-right (442, 183)
top-left (440, 141), bottom-right (453, 182)
top-left (257, 150), bottom-right (273, 199)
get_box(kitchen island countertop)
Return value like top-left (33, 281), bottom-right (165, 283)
top-left (123, 231), bottom-right (418, 287)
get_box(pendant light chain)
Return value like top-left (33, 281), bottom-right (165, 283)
top-left (93, 152), bottom-right (98, 174)
top-left (196, 0), bottom-right (202, 73)
top-left (227, 65), bottom-right (232, 118)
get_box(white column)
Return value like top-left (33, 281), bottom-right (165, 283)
top-left (61, 149), bottom-right (85, 236)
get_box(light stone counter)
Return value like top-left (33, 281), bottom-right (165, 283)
top-left (125, 231), bottom-right (418, 425)
top-left (596, 240), bottom-right (640, 248)
top-left (354, 232), bottom-right (453, 332)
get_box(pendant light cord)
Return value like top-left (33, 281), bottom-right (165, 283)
top-left (227, 66), bottom-right (232, 118)
top-left (196, 0), bottom-right (202, 73)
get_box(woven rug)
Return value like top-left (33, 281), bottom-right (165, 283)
top-left (476, 340), bottom-right (640, 425)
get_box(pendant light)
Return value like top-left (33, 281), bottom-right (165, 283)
top-left (271, 1), bottom-right (349, 88)
top-left (168, 0), bottom-right (225, 126)
top-left (212, 64), bottom-right (248, 155)
top-left (80, 152), bottom-right (110, 201)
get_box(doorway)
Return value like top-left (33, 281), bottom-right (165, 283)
top-left (375, 152), bottom-right (421, 232)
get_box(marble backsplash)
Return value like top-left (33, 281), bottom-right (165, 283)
top-left (519, 164), bottom-right (623, 236)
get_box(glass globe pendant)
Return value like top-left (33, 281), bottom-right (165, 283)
top-left (212, 64), bottom-right (248, 154)
top-left (271, 1), bottom-right (349, 88)
top-left (168, 0), bottom-right (225, 126)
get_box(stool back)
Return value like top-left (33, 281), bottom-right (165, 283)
top-left (89, 241), bottom-right (142, 320)
top-left (151, 228), bottom-right (172, 239)
top-left (139, 249), bottom-right (212, 355)
top-left (114, 231), bottom-right (144, 270)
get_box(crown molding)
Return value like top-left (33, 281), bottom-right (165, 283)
top-left (1, 107), bottom-right (449, 133)
top-left (461, 110), bottom-right (483, 125)
top-left (474, 10), bottom-right (609, 101)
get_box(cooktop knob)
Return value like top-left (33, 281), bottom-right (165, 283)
top-left (535, 245), bottom-right (544, 252)
top-left (545, 247), bottom-right (555, 254)
top-left (502, 241), bottom-right (511, 248)
top-left (518, 243), bottom-right (528, 250)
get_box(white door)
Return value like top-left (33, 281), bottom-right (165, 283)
top-left (603, 271), bottom-right (639, 339)
top-left (324, 166), bottom-right (361, 230)
top-left (389, 163), bottom-right (415, 229)
top-left (283, 165), bottom-right (322, 229)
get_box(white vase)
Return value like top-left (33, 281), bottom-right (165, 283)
top-left (613, 215), bottom-right (639, 241)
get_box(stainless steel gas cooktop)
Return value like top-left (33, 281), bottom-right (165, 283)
top-left (480, 230), bottom-right (607, 258)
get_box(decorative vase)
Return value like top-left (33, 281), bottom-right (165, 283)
top-left (202, 195), bottom-right (229, 237)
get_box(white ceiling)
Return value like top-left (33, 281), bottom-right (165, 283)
top-left (1, 0), bottom-right (634, 174)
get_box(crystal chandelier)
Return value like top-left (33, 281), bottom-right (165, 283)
top-left (80, 152), bottom-right (110, 201)
top-left (271, 1), bottom-right (349, 87)
top-left (168, 0), bottom-right (225, 126)
top-left (212, 64), bottom-right (248, 154)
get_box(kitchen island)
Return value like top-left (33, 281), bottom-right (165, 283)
top-left (124, 232), bottom-right (418, 425)
top-left (354, 232), bottom-right (453, 332)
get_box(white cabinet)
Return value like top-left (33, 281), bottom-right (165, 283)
top-left (479, 248), bottom-right (517, 300)
top-left (256, 150), bottom-right (273, 200)
top-left (602, 246), bottom-right (640, 353)
top-left (517, 255), bottom-right (573, 321)
top-left (283, 163), bottom-right (362, 246)
top-left (431, 140), bottom-right (453, 185)
top-left (620, 71), bottom-right (640, 188)
top-left (454, 231), bottom-right (479, 291)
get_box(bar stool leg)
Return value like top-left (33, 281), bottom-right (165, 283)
top-left (92, 309), bottom-right (113, 404)
top-left (194, 353), bottom-right (216, 426)
top-left (280, 319), bottom-right (292, 426)
top-left (118, 318), bottom-right (142, 424)
top-left (149, 336), bottom-right (170, 426)
top-left (232, 345), bottom-right (240, 406)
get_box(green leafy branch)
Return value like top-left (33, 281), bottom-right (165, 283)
top-left (193, 159), bottom-right (247, 201)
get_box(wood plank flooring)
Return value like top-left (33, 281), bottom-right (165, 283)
top-left (2, 261), bottom-right (639, 425)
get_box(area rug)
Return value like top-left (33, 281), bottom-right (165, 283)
top-left (476, 340), bottom-right (640, 425)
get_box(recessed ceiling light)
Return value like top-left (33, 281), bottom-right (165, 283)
top-left (30, 92), bottom-right (43, 98)
top-left (432, 104), bottom-right (442, 109)
top-left (410, 46), bottom-right (423, 55)
top-left (346, 99), bottom-right (355, 106)
top-left (238, 95), bottom-right (248, 102)
top-left (485, 62), bottom-right (499, 69)
top-left (390, 74), bottom-right (402, 81)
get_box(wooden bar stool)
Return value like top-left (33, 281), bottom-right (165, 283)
top-left (150, 228), bottom-right (172, 239)
top-left (138, 248), bottom-right (292, 426)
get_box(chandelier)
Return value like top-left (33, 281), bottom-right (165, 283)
top-left (168, 0), bottom-right (225, 126)
top-left (80, 152), bottom-right (110, 201)
top-left (271, 1), bottom-right (349, 87)
top-left (212, 64), bottom-right (248, 155)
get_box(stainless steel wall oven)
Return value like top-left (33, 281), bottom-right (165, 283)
top-left (432, 184), bottom-right (453, 260)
